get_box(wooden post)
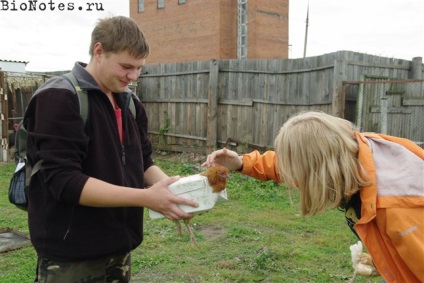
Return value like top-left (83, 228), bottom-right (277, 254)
top-left (0, 71), bottom-right (8, 161)
top-left (332, 59), bottom-right (347, 117)
top-left (380, 96), bottom-right (388, 134)
top-left (356, 74), bottom-right (365, 131)
top-left (11, 82), bottom-right (17, 116)
top-left (411, 57), bottom-right (423, 79)
top-left (206, 59), bottom-right (219, 154)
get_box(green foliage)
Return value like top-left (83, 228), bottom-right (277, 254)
top-left (0, 161), bottom-right (382, 282)
top-left (158, 111), bottom-right (171, 146)
top-left (175, 163), bottom-right (198, 176)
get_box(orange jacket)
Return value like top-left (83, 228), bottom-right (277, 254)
top-left (240, 133), bottom-right (424, 283)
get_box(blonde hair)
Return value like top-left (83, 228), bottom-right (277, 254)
top-left (89, 16), bottom-right (149, 59)
top-left (274, 111), bottom-right (370, 216)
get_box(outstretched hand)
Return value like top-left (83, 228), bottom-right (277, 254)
top-left (145, 176), bottom-right (198, 221)
top-left (201, 148), bottom-right (243, 172)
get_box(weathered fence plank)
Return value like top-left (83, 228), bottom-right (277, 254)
top-left (206, 60), bottom-right (219, 153)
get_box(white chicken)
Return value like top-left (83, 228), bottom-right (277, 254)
top-left (348, 241), bottom-right (379, 282)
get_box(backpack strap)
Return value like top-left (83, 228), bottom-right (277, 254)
top-left (14, 120), bottom-right (28, 160)
top-left (129, 94), bottom-right (136, 118)
top-left (27, 74), bottom-right (92, 190)
top-left (62, 72), bottom-right (89, 125)
top-left (62, 72), bottom-right (136, 120)
top-left (21, 73), bottom-right (85, 189)
top-left (28, 159), bottom-right (43, 186)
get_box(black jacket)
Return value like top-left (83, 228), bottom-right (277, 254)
top-left (24, 62), bottom-right (154, 261)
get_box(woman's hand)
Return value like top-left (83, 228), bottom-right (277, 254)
top-left (201, 148), bottom-right (243, 172)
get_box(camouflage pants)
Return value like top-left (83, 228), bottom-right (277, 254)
top-left (34, 252), bottom-right (131, 283)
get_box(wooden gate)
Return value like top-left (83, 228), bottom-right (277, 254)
top-left (344, 76), bottom-right (424, 146)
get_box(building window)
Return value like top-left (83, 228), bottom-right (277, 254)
top-left (178, 0), bottom-right (186, 4)
top-left (138, 0), bottom-right (144, 12)
top-left (238, 0), bottom-right (247, 59)
top-left (158, 0), bottom-right (164, 9)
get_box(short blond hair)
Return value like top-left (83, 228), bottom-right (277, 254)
top-left (274, 111), bottom-right (370, 216)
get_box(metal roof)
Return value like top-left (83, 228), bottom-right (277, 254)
top-left (0, 59), bottom-right (29, 64)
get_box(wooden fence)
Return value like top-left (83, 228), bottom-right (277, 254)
top-left (138, 51), bottom-right (423, 154)
top-left (1, 51), bottom-right (422, 161)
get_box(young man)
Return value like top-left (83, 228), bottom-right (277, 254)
top-left (203, 111), bottom-right (423, 283)
top-left (24, 16), bottom-right (197, 282)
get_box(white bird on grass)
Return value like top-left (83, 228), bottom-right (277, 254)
top-left (348, 241), bottom-right (379, 283)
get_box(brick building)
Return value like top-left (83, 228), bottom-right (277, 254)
top-left (129, 0), bottom-right (289, 64)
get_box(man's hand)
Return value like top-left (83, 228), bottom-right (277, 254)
top-left (144, 176), bottom-right (198, 221)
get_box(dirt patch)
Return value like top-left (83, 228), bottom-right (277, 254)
top-left (198, 224), bottom-right (228, 241)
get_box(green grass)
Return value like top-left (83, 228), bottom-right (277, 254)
top-left (0, 159), bottom-right (383, 283)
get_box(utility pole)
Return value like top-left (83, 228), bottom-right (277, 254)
top-left (303, 2), bottom-right (309, 58)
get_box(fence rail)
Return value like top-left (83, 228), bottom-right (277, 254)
top-left (1, 51), bottom-right (423, 161)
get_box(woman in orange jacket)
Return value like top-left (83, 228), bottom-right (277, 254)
top-left (202, 111), bottom-right (423, 283)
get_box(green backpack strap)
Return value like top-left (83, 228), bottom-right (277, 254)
top-left (62, 72), bottom-right (89, 125)
top-left (28, 72), bottom-right (86, 179)
top-left (14, 120), bottom-right (28, 161)
top-left (129, 95), bottom-right (136, 118)
top-left (62, 72), bottom-right (136, 120)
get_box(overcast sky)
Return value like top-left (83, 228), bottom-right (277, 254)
top-left (0, 0), bottom-right (423, 72)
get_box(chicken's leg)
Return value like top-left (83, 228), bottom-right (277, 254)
top-left (175, 220), bottom-right (183, 236)
top-left (183, 219), bottom-right (199, 247)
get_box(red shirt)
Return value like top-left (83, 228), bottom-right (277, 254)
top-left (115, 105), bottom-right (123, 143)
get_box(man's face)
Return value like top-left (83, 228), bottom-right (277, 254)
top-left (95, 47), bottom-right (145, 95)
